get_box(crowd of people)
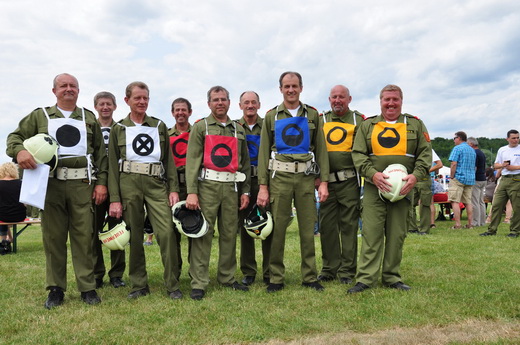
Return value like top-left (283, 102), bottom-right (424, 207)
top-left (3, 71), bottom-right (518, 309)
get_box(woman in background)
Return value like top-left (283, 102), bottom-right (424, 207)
top-left (0, 162), bottom-right (27, 254)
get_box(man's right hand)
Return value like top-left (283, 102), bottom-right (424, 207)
top-left (109, 202), bottom-right (123, 219)
top-left (257, 185), bottom-right (270, 208)
top-left (186, 193), bottom-right (200, 210)
top-left (16, 150), bottom-right (37, 170)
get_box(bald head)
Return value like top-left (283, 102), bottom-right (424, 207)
top-left (328, 85), bottom-right (352, 116)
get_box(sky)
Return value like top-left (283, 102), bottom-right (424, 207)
top-left (1, 0), bottom-right (519, 162)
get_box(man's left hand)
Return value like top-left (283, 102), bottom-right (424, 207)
top-left (318, 182), bottom-right (329, 203)
top-left (169, 192), bottom-right (180, 207)
top-left (92, 185), bottom-right (107, 205)
top-left (400, 174), bottom-right (417, 195)
top-left (240, 194), bottom-right (250, 210)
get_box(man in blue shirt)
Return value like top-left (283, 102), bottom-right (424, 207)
top-left (448, 131), bottom-right (476, 229)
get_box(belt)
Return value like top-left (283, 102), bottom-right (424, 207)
top-left (329, 168), bottom-right (356, 183)
top-left (269, 159), bottom-right (310, 174)
top-left (199, 168), bottom-right (246, 182)
top-left (50, 167), bottom-right (94, 181)
top-left (251, 166), bottom-right (258, 177)
top-left (501, 174), bottom-right (520, 178)
top-left (119, 160), bottom-right (162, 177)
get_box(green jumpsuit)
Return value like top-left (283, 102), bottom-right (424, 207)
top-left (352, 113), bottom-right (431, 287)
top-left (408, 178), bottom-right (433, 233)
top-left (185, 115), bottom-right (250, 291)
top-left (108, 114), bottom-right (180, 294)
top-left (92, 119), bottom-right (125, 282)
top-left (6, 105), bottom-right (107, 293)
top-left (257, 102), bottom-right (329, 284)
top-left (318, 109), bottom-right (364, 281)
top-left (237, 116), bottom-right (272, 282)
top-left (168, 123), bottom-right (193, 274)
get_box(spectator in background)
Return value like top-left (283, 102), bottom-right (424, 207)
top-left (448, 131), bottom-right (476, 229)
top-left (468, 137), bottom-right (487, 227)
top-left (0, 162), bottom-right (27, 254)
top-left (485, 168), bottom-right (513, 225)
top-left (480, 129), bottom-right (520, 237)
top-left (483, 167), bottom-right (496, 217)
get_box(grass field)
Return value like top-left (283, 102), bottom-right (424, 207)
top-left (1, 209), bottom-right (519, 344)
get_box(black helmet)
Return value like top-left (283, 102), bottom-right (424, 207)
top-left (172, 201), bottom-right (208, 238)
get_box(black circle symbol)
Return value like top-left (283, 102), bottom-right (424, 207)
top-left (171, 138), bottom-right (188, 159)
top-left (55, 124), bottom-right (81, 147)
top-left (247, 140), bottom-right (259, 162)
top-left (101, 128), bottom-right (111, 144)
top-left (132, 134), bottom-right (154, 156)
top-left (281, 124), bottom-right (304, 147)
top-left (211, 143), bottom-right (232, 168)
top-left (326, 126), bottom-right (348, 145)
top-left (377, 128), bottom-right (400, 148)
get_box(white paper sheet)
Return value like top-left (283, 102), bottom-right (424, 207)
top-left (20, 164), bottom-right (50, 209)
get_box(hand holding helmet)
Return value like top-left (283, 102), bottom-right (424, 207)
top-left (98, 219), bottom-right (130, 251)
top-left (172, 201), bottom-right (208, 238)
top-left (244, 204), bottom-right (273, 240)
top-left (378, 164), bottom-right (408, 202)
top-left (22, 133), bottom-right (59, 171)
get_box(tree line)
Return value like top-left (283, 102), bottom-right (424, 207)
top-left (431, 137), bottom-right (507, 168)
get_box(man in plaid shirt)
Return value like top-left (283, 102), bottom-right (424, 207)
top-left (448, 131), bottom-right (476, 229)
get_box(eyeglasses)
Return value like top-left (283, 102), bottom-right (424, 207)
top-left (453, 137), bottom-right (459, 140)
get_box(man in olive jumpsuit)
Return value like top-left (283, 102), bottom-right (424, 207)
top-left (349, 84), bottom-right (431, 293)
top-left (257, 71), bottom-right (330, 293)
top-left (408, 149), bottom-right (443, 235)
top-left (185, 86), bottom-right (251, 300)
top-left (108, 81), bottom-right (182, 300)
top-left (7, 73), bottom-right (107, 308)
top-left (318, 85), bottom-right (365, 285)
top-left (91, 91), bottom-right (126, 289)
top-left (237, 91), bottom-right (272, 286)
top-left (168, 97), bottom-right (194, 276)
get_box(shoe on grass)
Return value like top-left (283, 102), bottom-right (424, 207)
top-left (241, 276), bottom-right (255, 286)
top-left (347, 282), bottom-right (370, 294)
top-left (302, 281), bottom-right (324, 291)
top-left (44, 287), bottom-right (64, 309)
top-left (266, 283), bottom-right (284, 293)
top-left (110, 277), bottom-right (126, 288)
top-left (223, 281), bottom-right (249, 292)
top-left (169, 289), bottom-right (183, 300)
top-left (127, 287), bottom-right (150, 299)
top-left (387, 282), bottom-right (411, 291)
top-left (190, 289), bottom-right (205, 300)
top-left (81, 290), bottom-right (101, 305)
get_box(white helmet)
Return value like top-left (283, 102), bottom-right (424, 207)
top-left (172, 201), bottom-right (208, 238)
top-left (98, 220), bottom-right (130, 250)
top-left (244, 205), bottom-right (273, 240)
top-left (379, 164), bottom-right (408, 202)
top-left (23, 133), bottom-right (59, 171)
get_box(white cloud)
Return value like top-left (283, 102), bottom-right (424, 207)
top-left (1, 0), bottom-right (520, 163)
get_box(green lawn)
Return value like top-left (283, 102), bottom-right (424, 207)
top-left (1, 210), bottom-right (519, 344)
